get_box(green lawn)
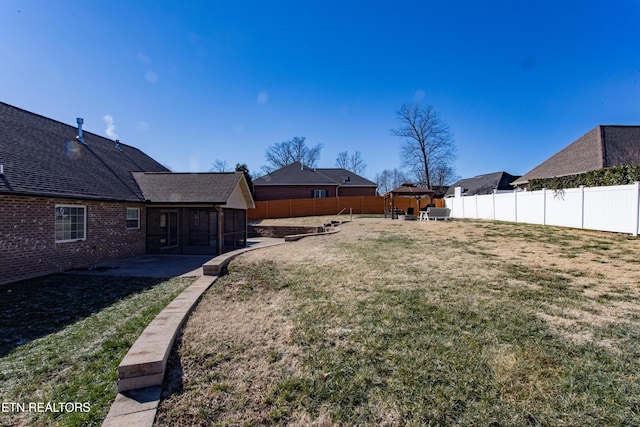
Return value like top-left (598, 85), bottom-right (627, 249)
top-left (156, 219), bottom-right (640, 426)
top-left (0, 274), bottom-right (192, 426)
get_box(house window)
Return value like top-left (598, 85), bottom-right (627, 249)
top-left (55, 205), bottom-right (86, 242)
top-left (126, 208), bottom-right (140, 229)
top-left (313, 189), bottom-right (328, 198)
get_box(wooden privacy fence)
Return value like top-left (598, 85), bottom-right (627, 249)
top-left (249, 196), bottom-right (384, 220)
top-left (249, 196), bottom-right (445, 220)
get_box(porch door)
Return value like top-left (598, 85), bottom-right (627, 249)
top-left (161, 211), bottom-right (179, 248)
top-left (188, 209), bottom-right (209, 246)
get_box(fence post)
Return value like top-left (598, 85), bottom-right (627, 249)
top-left (492, 191), bottom-right (496, 220)
top-left (542, 188), bottom-right (547, 225)
top-left (514, 189), bottom-right (518, 223)
top-left (634, 181), bottom-right (640, 237)
top-left (580, 185), bottom-right (585, 230)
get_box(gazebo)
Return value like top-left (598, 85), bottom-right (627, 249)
top-left (384, 183), bottom-right (435, 218)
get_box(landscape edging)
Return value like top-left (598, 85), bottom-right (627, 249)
top-left (102, 239), bottom-right (286, 426)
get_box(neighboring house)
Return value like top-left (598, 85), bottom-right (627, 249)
top-left (512, 125), bottom-right (640, 187)
top-left (253, 161), bottom-right (378, 201)
top-left (445, 172), bottom-right (520, 197)
top-left (430, 185), bottom-right (450, 199)
top-left (0, 102), bottom-right (254, 285)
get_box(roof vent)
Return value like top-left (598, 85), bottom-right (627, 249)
top-left (115, 140), bottom-right (123, 152)
top-left (76, 117), bottom-right (86, 145)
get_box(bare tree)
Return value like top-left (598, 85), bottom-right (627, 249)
top-left (392, 103), bottom-right (455, 189)
top-left (336, 151), bottom-right (367, 175)
top-left (431, 163), bottom-right (458, 188)
top-left (262, 136), bottom-right (322, 173)
top-left (211, 159), bottom-right (230, 172)
top-left (336, 151), bottom-right (349, 169)
top-left (375, 168), bottom-right (408, 195)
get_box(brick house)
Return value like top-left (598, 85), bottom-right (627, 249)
top-left (0, 102), bottom-right (254, 285)
top-left (253, 161), bottom-right (378, 201)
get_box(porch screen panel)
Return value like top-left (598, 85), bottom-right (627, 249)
top-left (235, 209), bottom-right (246, 247)
top-left (223, 209), bottom-right (246, 251)
top-left (188, 209), bottom-right (209, 246)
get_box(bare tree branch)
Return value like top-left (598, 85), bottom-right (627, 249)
top-left (211, 159), bottom-right (230, 172)
top-left (263, 136), bottom-right (323, 173)
top-left (336, 151), bottom-right (349, 169)
top-left (336, 151), bottom-right (367, 175)
top-left (375, 168), bottom-right (408, 195)
top-left (392, 103), bottom-right (456, 189)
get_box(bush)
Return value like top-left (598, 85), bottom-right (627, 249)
top-left (528, 165), bottom-right (640, 191)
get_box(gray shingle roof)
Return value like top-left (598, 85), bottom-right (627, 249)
top-left (133, 172), bottom-right (244, 203)
top-left (0, 102), bottom-right (169, 201)
top-left (254, 162), bottom-right (377, 187)
top-left (513, 126), bottom-right (640, 185)
top-left (445, 172), bottom-right (519, 197)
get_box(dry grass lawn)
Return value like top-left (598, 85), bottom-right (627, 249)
top-left (155, 217), bottom-right (640, 426)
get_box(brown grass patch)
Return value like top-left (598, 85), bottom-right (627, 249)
top-left (155, 217), bottom-right (640, 425)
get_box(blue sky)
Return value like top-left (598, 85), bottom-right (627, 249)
top-left (2, 1), bottom-right (639, 182)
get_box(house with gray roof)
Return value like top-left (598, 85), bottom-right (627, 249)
top-left (512, 125), bottom-right (640, 187)
top-left (445, 172), bottom-right (520, 197)
top-left (132, 172), bottom-right (254, 255)
top-left (0, 102), bottom-right (254, 285)
top-left (253, 161), bottom-right (377, 201)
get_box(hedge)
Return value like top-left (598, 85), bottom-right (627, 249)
top-left (528, 165), bottom-right (640, 191)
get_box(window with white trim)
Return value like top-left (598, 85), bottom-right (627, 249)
top-left (126, 207), bottom-right (140, 229)
top-left (313, 189), bottom-right (328, 198)
top-left (55, 205), bottom-right (86, 242)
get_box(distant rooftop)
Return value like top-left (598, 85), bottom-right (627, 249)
top-left (513, 125), bottom-right (640, 186)
top-left (445, 172), bottom-right (519, 197)
top-left (253, 162), bottom-right (377, 187)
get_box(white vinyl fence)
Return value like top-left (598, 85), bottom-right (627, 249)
top-left (445, 182), bottom-right (640, 236)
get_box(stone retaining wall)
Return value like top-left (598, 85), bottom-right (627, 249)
top-left (248, 225), bottom-right (324, 238)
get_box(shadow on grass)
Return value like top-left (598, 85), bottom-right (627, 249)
top-left (0, 274), bottom-right (164, 357)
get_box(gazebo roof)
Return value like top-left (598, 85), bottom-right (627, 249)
top-left (385, 183), bottom-right (435, 198)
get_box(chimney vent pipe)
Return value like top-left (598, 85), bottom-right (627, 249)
top-left (76, 117), bottom-right (85, 144)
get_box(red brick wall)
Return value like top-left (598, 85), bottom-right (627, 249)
top-left (336, 187), bottom-right (377, 197)
top-left (254, 185), bottom-right (376, 201)
top-left (0, 195), bottom-right (146, 285)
